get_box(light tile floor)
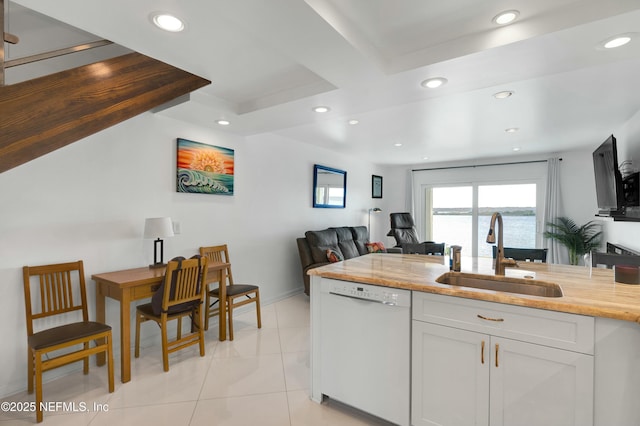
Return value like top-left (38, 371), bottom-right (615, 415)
top-left (0, 293), bottom-right (391, 425)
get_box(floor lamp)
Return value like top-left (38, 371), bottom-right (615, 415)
top-left (368, 207), bottom-right (382, 237)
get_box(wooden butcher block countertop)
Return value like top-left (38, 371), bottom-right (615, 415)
top-left (308, 253), bottom-right (640, 324)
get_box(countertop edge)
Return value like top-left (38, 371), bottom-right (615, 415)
top-left (309, 255), bottom-right (640, 325)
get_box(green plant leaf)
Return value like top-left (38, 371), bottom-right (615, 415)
top-left (544, 216), bottom-right (602, 265)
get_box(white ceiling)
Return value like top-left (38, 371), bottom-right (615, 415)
top-left (8, 0), bottom-right (640, 165)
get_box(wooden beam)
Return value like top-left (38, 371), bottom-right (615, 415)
top-left (0, 52), bottom-right (211, 174)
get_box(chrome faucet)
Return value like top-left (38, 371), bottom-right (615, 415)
top-left (486, 212), bottom-right (518, 275)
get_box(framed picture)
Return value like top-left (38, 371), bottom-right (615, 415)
top-left (372, 175), bottom-right (383, 198)
top-left (313, 164), bottom-right (347, 208)
top-left (176, 138), bottom-right (234, 195)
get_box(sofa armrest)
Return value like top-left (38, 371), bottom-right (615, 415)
top-left (301, 261), bottom-right (330, 295)
top-left (304, 261), bottom-right (330, 274)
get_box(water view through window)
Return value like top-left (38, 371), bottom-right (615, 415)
top-left (431, 184), bottom-right (537, 257)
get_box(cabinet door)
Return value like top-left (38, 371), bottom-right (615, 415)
top-left (489, 337), bottom-right (594, 426)
top-left (412, 321), bottom-right (489, 426)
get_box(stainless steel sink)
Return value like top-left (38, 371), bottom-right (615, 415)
top-left (436, 272), bottom-right (563, 298)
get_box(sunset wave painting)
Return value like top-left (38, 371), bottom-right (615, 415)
top-left (176, 138), bottom-right (234, 195)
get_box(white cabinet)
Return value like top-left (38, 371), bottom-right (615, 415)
top-left (412, 321), bottom-right (489, 426)
top-left (412, 292), bottom-right (594, 426)
top-left (489, 336), bottom-right (593, 426)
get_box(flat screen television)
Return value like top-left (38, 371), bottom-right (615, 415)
top-left (593, 134), bottom-right (624, 214)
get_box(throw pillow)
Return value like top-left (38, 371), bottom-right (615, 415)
top-left (366, 242), bottom-right (386, 253)
top-left (306, 229), bottom-right (340, 264)
top-left (326, 249), bottom-right (344, 263)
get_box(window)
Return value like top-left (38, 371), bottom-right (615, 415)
top-left (478, 184), bottom-right (537, 257)
top-left (413, 162), bottom-right (546, 258)
top-left (426, 183), bottom-right (537, 257)
top-left (431, 186), bottom-right (473, 253)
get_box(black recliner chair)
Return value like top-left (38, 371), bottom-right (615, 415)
top-left (388, 212), bottom-right (420, 246)
top-left (388, 212), bottom-right (445, 255)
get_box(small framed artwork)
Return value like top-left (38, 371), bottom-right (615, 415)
top-left (372, 175), bottom-right (383, 198)
top-left (176, 138), bottom-right (234, 195)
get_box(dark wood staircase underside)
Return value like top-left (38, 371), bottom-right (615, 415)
top-left (0, 52), bottom-right (211, 174)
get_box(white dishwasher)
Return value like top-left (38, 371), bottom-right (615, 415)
top-left (320, 279), bottom-right (411, 426)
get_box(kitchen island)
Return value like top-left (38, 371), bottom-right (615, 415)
top-left (309, 253), bottom-right (640, 426)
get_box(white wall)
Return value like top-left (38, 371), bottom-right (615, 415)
top-left (617, 109), bottom-right (640, 166)
top-left (557, 149), bottom-right (601, 227)
top-left (0, 111), bottom-right (391, 397)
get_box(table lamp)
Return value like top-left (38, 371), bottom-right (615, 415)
top-left (144, 217), bottom-right (174, 268)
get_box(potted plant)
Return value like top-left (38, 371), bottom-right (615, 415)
top-left (544, 217), bottom-right (602, 265)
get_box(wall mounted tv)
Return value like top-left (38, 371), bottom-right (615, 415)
top-left (592, 134), bottom-right (624, 215)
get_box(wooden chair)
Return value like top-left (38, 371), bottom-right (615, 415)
top-left (22, 260), bottom-right (115, 423)
top-left (199, 245), bottom-right (262, 340)
top-left (134, 256), bottom-right (208, 372)
top-left (492, 246), bottom-right (548, 263)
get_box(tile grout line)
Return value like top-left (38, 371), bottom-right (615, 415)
top-left (275, 298), bottom-right (295, 426)
top-left (188, 336), bottom-right (218, 426)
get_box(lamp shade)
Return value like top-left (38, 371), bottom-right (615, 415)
top-left (368, 207), bottom-right (382, 234)
top-left (143, 217), bottom-right (174, 239)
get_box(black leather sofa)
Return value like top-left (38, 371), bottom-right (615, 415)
top-left (296, 226), bottom-right (370, 295)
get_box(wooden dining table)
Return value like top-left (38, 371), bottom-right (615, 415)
top-left (92, 260), bottom-right (229, 383)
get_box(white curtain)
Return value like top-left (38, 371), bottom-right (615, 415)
top-left (544, 158), bottom-right (562, 263)
top-left (408, 169), bottom-right (415, 218)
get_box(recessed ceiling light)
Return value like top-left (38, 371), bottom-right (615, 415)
top-left (348, 119), bottom-right (359, 125)
top-left (493, 90), bottom-right (514, 99)
top-left (604, 36), bottom-right (632, 49)
top-left (151, 13), bottom-right (185, 32)
top-left (422, 156), bottom-right (429, 160)
top-left (512, 147), bottom-right (521, 152)
top-left (313, 106), bottom-right (330, 113)
top-left (394, 143), bottom-right (403, 147)
top-left (492, 10), bottom-right (519, 25)
top-left (597, 33), bottom-right (636, 50)
top-left (505, 127), bottom-right (519, 133)
top-left (421, 77), bottom-right (448, 89)
top-left (216, 119), bottom-right (230, 126)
